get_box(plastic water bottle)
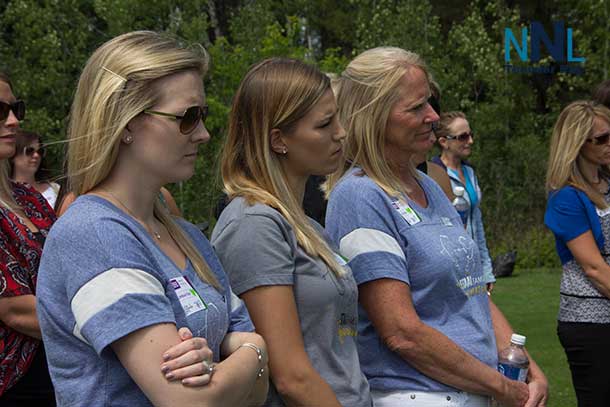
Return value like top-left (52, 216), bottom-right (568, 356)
top-left (452, 186), bottom-right (469, 226)
top-left (498, 334), bottom-right (529, 382)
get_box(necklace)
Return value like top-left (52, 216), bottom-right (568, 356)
top-left (101, 189), bottom-right (162, 240)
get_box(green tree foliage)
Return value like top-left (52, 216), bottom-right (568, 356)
top-left (0, 0), bottom-right (606, 263)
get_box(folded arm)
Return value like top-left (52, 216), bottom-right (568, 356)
top-left (111, 323), bottom-right (266, 407)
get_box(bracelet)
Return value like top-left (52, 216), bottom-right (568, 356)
top-left (240, 342), bottom-right (265, 378)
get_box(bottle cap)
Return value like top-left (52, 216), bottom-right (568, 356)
top-left (453, 186), bottom-right (465, 196)
top-left (510, 333), bottom-right (526, 346)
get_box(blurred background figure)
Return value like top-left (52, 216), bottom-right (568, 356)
top-left (10, 130), bottom-right (59, 209)
top-left (593, 79), bottom-right (610, 109)
top-left (433, 111), bottom-right (495, 291)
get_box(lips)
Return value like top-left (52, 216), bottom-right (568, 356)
top-left (0, 133), bottom-right (16, 142)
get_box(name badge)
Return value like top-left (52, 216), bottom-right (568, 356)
top-left (392, 199), bottom-right (421, 225)
top-left (596, 206), bottom-right (610, 217)
top-left (169, 276), bottom-right (206, 316)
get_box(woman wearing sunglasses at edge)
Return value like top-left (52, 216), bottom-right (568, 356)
top-left (545, 101), bottom-right (610, 406)
top-left (211, 58), bottom-right (373, 406)
top-left (36, 31), bottom-right (268, 406)
top-left (431, 112), bottom-right (495, 292)
top-left (323, 47), bottom-right (548, 407)
top-left (0, 73), bottom-right (56, 405)
top-left (10, 130), bottom-right (61, 208)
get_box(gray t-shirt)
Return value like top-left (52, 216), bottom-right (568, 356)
top-left (211, 197), bottom-right (372, 407)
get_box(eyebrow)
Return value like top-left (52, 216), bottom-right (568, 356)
top-left (405, 94), bottom-right (430, 110)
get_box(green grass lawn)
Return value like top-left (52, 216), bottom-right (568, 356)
top-left (492, 268), bottom-right (576, 407)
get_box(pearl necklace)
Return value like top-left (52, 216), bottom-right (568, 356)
top-left (101, 189), bottom-right (162, 240)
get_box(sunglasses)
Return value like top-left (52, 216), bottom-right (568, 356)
top-left (586, 132), bottom-right (610, 146)
top-left (445, 131), bottom-right (474, 142)
top-left (22, 146), bottom-right (46, 157)
top-left (0, 100), bottom-right (26, 122)
top-left (144, 105), bottom-right (209, 135)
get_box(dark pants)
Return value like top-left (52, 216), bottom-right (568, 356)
top-left (557, 321), bottom-right (610, 407)
top-left (0, 345), bottom-right (56, 407)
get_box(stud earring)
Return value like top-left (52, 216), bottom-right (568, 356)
top-left (123, 134), bottom-right (133, 144)
top-left (282, 147), bottom-right (287, 154)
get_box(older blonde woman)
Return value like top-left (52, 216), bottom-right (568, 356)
top-left (36, 31), bottom-right (268, 406)
top-left (324, 47), bottom-right (548, 407)
top-left (545, 101), bottom-right (610, 406)
top-left (211, 58), bottom-right (372, 406)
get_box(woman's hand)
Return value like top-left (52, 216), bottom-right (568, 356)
top-left (160, 327), bottom-right (214, 386)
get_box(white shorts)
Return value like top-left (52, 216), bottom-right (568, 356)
top-left (371, 389), bottom-right (491, 407)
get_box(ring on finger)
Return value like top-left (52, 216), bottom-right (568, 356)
top-left (202, 360), bottom-right (216, 376)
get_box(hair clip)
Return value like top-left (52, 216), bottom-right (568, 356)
top-left (101, 66), bottom-right (127, 82)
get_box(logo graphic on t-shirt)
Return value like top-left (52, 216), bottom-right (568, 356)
top-left (337, 312), bottom-right (357, 344)
top-left (439, 235), bottom-right (486, 297)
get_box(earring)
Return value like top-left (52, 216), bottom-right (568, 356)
top-left (282, 147), bottom-right (287, 154)
top-left (123, 134), bottom-right (133, 144)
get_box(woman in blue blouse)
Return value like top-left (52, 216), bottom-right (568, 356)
top-left (545, 100), bottom-right (610, 406)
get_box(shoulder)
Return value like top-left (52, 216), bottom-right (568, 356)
top-left (215, 197), bottom-right (293, 237)
top-left (48, 196), bottom-right (148, 257)
top-left (430, 155), bottom-right (446, 169)
top-left (419, 171), bottom-right (451, 202)
top-left (330, 169), bottom-right (388, 204)
top-left (11, 181), bottom-right (56, 224)
top-left (11, 181), bottom-right (49, 207)
top-left (547, 186), bottom-right (587, 207)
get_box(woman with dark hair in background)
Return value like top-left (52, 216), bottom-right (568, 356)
top-left (0, 73), bottom-right (55, 405)
top-left (10, 129), bottom-right (60, 208)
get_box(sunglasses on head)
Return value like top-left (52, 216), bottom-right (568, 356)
top-left (22, 145), bottom-right (46, 157)
top-left (144, 105), bottom-right (209, 135)
top-left (586, 132), bottom-right (610, 146)
top-left (445, 131), bottom-right (474, 142)
top-left (0, 100), bottom-right (25, 122)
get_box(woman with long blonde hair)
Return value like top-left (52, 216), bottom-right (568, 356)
top-left (36, 31), bottom-right (268, 406)
top-left (211, 58), bottom-right (372, 406)
top-left (545, 100), bottom-right (610, 406)
top-left (0, 73), bottom-right (56, 406)
top-left (324, 47), bottom-right (548, 407)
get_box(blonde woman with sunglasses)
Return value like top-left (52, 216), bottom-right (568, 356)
top-left (432, 112), bottom-right (495, 292)
top-left (36, 31), bottom-right (268, 406)
top-left (545, 100), bottom-right (610, 406)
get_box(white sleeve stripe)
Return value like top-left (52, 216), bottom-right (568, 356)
top-left (339, 228), bottom-right (406, 261)
top-left (71, 268), bottom-right (165, 333)
top-left (229, 289), bottom-right (242, 313)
